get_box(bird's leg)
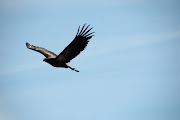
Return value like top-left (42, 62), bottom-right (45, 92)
top-left (66, 64), bottom-right (79, 72)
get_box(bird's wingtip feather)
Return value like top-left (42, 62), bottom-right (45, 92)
top-left (76, 24), bottom-right (94, 37)
top-left (26, 42), bottom-right (32, 49)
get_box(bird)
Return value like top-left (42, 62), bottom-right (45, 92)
top-left (26, 24), bottom-right (94, 72)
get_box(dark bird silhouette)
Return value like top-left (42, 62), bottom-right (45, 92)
top-left (26, 24), bottom-right (94, 72)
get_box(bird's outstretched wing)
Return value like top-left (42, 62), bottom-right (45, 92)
top-left (26, 42), bottom-right (57, 58)
top-left (56, 24), bottom-right (94, 63)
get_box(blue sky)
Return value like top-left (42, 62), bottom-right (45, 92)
top-left (0, 0), bottom-right (180, 120)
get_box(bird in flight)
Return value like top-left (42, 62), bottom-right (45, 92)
top-left (26, 24), bottom-right (94, 72)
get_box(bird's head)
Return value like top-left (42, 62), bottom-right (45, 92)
top-left (43, 58), bottom-right (49, 62)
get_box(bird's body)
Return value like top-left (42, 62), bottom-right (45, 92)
top-left (26, 24), bottom-right (94, 72)
top-left (44, 58), bottom-right (66, 67)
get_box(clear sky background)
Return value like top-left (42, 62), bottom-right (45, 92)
top-left (0, 0), bottom-right (180, 120)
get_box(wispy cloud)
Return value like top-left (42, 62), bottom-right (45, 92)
top-left (88, 31), bottom-right (180, 56)
top-left (1, 31), bottom-right (179, 76)
top-left (0, 62), bottom-right (46, 76)
top-left (0, 0), bottom-right (145, 9)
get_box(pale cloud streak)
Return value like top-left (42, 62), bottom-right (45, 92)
top-left (0, 31), bottom-right (179, 76)
top-left (0, 0), bottom-right (146, 9)
top-left (0, 62), bottom-right (45, 76)
top-left (3, 30), bottom-right (180, 76)
top-left (88, 31), bottom-right (180, 56)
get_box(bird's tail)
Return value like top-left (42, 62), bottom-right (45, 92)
top-left (66, 64), bottom-right (79, 72)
